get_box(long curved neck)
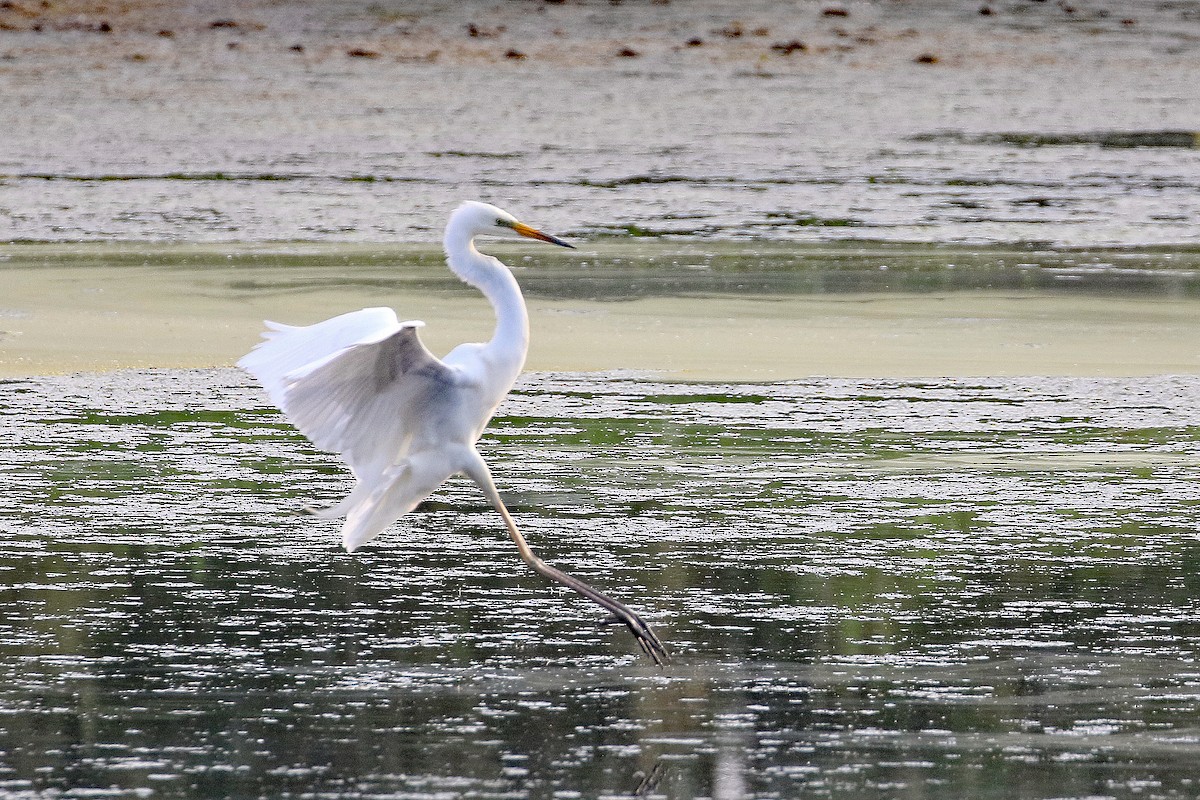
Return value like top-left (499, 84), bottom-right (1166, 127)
top-left (444, 232), bottom-right (529, 374)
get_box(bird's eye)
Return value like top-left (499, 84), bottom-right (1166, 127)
top-left (495, 218), bottom-right (508, 228)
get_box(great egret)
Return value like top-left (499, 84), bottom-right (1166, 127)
top-left (239, 201), bottom-right (667, 664)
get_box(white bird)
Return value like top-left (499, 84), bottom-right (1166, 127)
top-left (239, 201), bottom-right (667, 664)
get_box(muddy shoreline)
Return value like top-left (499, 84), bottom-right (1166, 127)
top-left (2, 1), bottom-right (1198, 245)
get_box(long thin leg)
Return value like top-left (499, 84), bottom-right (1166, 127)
top-left (465, 456), bottom-right (668, 665)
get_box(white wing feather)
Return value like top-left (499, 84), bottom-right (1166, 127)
top-left (238, 307), bottom-right (408, 408)
top-left (239, 307), bottom-right (456, 482)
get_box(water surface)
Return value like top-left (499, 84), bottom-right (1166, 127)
top-left (4, 241), bottom-right (1200, 379)
top-left (3, 4), bottom-right (1200, 795)
top-left (3, 369), bottom-right (1199, 798)
top-left (2, 1), bottom-right (1199, 248)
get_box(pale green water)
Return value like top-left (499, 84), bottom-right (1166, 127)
top-left (3, 368), bottom-right (1200, 798)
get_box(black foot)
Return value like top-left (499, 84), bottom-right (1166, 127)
top-left (611, 607), bottom-right (669, 666)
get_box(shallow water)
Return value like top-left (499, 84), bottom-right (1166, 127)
top-left (3, 2), bottom-right (1199, 248)
top-left (3, 368), bottom-right (1200, 798)
top-left (4, 240), bottom-right (1200, 380)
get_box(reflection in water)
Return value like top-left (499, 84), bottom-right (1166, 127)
top-left (2, 369), bottom-right (1200, 797)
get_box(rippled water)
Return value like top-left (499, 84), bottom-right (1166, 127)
top-left (3, 2), bottom-right (1200, 248)
top-left (3, 369), bottom-right (1200, 798)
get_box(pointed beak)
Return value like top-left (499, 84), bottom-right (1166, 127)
top-left (511, 221), bottom-right (575, 249)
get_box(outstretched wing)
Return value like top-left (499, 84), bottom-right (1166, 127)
top-left (239, 307), bottom-right (457, 480)
top-left (239, 307), bottom-right (403, 407)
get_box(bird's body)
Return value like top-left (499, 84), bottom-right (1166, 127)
top-left (239, 202), bottom-right (666, 663)
top-left (240, 204), bottom-right (533, 551)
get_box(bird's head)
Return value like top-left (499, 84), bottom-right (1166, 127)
top-left (452, 201), bottom-right (575, 249)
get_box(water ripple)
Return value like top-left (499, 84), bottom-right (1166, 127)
top-left (3, 369), bottom-right (1200, 797)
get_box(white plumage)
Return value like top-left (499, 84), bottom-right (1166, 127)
top-left (238, 201), bottom-right (667, 664)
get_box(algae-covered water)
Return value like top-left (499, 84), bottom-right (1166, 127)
top-left (3, 368), bottom-right (1200, 798)
top-left (4, 241), bottom-right (1200, 379)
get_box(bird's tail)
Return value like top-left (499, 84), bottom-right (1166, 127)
top-left (337, 457), bottom-right (455, 552)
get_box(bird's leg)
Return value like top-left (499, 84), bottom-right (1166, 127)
top-left (466, 459), bottom-right (668, 665)
top-left (503, 512), bottom-right (669, 666)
